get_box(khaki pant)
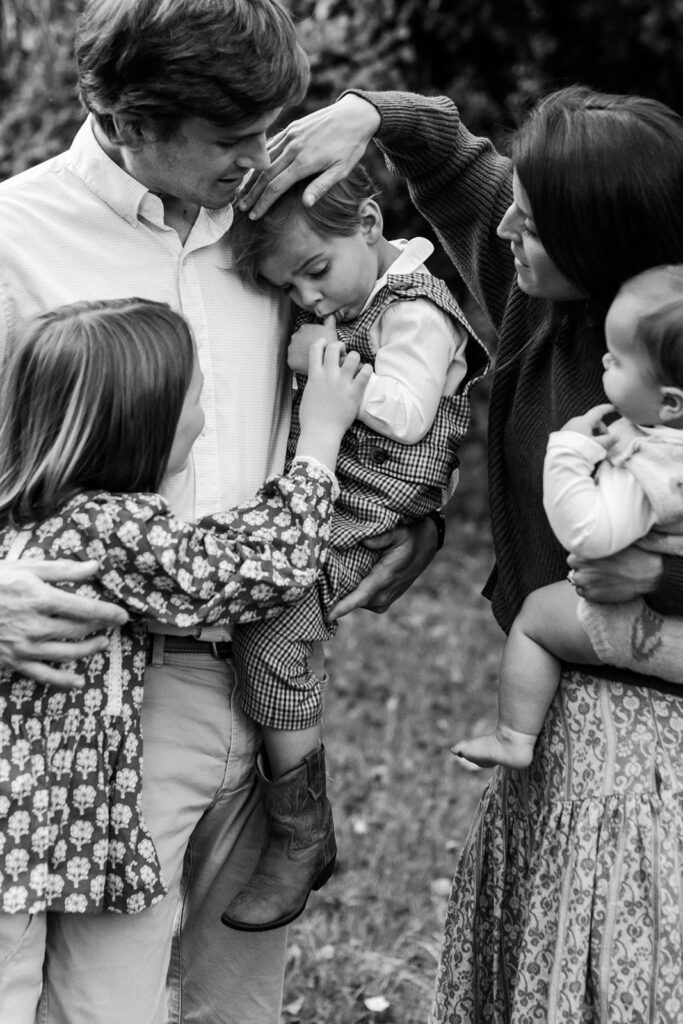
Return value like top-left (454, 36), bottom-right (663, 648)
top-left (0, 652), bottom-right (287, 1024)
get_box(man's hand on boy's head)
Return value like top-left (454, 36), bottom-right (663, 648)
top-left (288, 316), bottom-right (340, 374)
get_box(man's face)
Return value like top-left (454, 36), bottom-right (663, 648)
top-left (124, 109), bottom-right (282, 210)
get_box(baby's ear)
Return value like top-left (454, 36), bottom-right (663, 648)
top-left (359, 199), bottom-right (383, 243)
top-left (659, 386), bottom-right (683, 423)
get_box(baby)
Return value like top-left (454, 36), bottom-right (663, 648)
top-left (456, 264), bottom-right (683, 769)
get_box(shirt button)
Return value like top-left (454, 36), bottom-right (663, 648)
top-left (370, 447), bottom-right (390, 466)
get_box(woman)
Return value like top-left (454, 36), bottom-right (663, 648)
top-left (241, 85), bottom-right (683, 1020)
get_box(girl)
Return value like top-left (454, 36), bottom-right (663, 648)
top-left (456, 264), bottom-right (683, 768)
top-left (0, 296), bottom-right (368, 1004)
top-left (221, 166), bottom-right (489, 931)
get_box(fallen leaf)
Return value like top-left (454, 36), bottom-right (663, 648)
top-left (364, 995), bottom-right (391, 1013)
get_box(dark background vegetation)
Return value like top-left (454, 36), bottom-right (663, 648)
top-left (1, 2), bottom-right (682, 1021)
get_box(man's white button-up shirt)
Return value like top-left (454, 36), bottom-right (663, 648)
top-left (0, 117), bottom-right (292, 522)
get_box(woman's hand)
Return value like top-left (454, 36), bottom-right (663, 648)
top-left (567, 546), bottom-right (663, 603)
top-left (331, 516), bottom-right (440, 618)
top-left (0, 560), bottom-right (128, 688)
top-left (238, 94), bottom-right (381, 219)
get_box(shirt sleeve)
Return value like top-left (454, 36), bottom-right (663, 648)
top-left (358, 298), bottom-right (468, 443)
top-left (67, 459), bottom-right (338, 628)
top-left (543, 430), bottom-right (657, 558)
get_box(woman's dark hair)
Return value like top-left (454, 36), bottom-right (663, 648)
top-left (513, 86), bottom-right (683, 311)
top-left (76, 0), bottom-right (310, 141)
top-left (0, 297), bottom-right (195, 525)
top-left (232, 163), bottom-right (378, 289)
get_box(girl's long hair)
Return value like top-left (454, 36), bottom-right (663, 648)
top-left (0, 297), bottom-right (195, 526)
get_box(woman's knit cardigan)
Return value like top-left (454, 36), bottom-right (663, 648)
top-left (352, 89), bottom-right (683, 634)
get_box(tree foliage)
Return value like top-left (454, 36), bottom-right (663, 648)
top-left (1, 0), bottom-right (682, 240)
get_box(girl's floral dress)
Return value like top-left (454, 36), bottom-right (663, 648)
top-left (0, 458), bottom-right (336, 916)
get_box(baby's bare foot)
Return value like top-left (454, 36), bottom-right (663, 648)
top-left (452, 727), bottom-right (537, 769)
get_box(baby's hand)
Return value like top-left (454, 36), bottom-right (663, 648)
top-left (561, 403), bottom-right (617, 447)
top-left (288, 316), bottom-right (339, 374)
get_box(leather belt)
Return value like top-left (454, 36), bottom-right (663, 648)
top-left (151, 635), bottom-right (234, 660)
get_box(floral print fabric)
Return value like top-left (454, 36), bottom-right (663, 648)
top-left (429, 670), bottom-right (683, 1023)
top-left (0, 460), bottom-right (336, 914)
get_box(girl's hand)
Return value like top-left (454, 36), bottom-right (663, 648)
top-left (238, 95), bottom-right (381, 219)
top-left (296, 339), bottom-right (371, 469)
top-left (0, 560), bottom-right (128, 688)
top-left (288, 316), bottom-right (338, 374)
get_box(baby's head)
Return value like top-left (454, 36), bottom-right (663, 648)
top-left (233, 164), bottom-right (384, 322)
top-left (603, 265), bottom-right (683, 427)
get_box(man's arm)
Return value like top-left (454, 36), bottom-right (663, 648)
top-left (0, 561), bottom-right (128, 688)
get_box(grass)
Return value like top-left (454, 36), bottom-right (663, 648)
top-left (281, 382), bottom-right (504, 1024)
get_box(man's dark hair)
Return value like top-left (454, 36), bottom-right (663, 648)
top-left (76, 0), bottom-right (310, 141)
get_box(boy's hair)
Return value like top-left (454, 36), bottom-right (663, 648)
top-left (512, 85), bottom-right (683, 310)
top-left (622, 265), bottom-right (683, 389)
top-left (232, 164), bottom-right (378, 289)
top-left (76, 0), bottom-right (310, 141)
top-left (0, 297), bottom-right (195, 526)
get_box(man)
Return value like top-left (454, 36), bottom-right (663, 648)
top-left (0, 3), bottom-right (308, 1022)
top-left (0, 2), bottom-right (440, 1020)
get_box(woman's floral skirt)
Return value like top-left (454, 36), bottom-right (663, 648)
top-left (429, 671), bottom-right (683, 1023)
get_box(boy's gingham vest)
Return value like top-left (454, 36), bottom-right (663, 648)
top-left (286, 271), bottom-right (490, 548)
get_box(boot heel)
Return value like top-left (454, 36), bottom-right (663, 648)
top-left (312, 854), bottom-right (336, 891)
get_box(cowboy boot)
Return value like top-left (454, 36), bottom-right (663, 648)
top-left (221, 743), bottom-right (337, 931)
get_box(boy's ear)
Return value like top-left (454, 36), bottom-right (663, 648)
top-left (659, 386), bottom-right (683, 423)
top-left (358, 199), bottom-right (383, 244)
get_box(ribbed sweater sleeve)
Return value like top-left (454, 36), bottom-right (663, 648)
top-left (346, 90), bottom-right (683, 637)
top-left (346, 90), bottom-right (515, 333)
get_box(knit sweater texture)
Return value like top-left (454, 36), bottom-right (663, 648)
top-left (353, 89), bottom-right (683, 632)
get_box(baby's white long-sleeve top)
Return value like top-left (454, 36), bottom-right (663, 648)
top-left (542, 427), bottom-right (666, 559)
top-left (357, 237), bottom-right (468, 443)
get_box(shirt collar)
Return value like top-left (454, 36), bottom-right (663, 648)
top-left (360, 236), bottom-right (434, 313)
top-left (68, 116), bottom-right (235, 238)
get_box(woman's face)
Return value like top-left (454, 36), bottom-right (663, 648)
top-left (497, 171), bottom-right (585, 301)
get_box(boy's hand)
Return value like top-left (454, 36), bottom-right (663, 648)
top-left (288, 316), bottom-right (338, 374)
top-left (561, 403), bottom-right (617, 448)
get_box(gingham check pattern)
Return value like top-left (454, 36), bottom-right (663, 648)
top-left (234, 273), bottom-right (490, 728)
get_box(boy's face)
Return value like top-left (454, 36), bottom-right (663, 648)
top-left (123, 110), bottom-right (282, 210)
top-left (259, 215), bottom-right (380, 323)
top-left (602, 291), bottom-right (664, 424)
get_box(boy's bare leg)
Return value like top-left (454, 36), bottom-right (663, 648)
top-left (261, 722), bottom-right (322, 779)
top-left (453, 581), bottom-right (599, 768)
